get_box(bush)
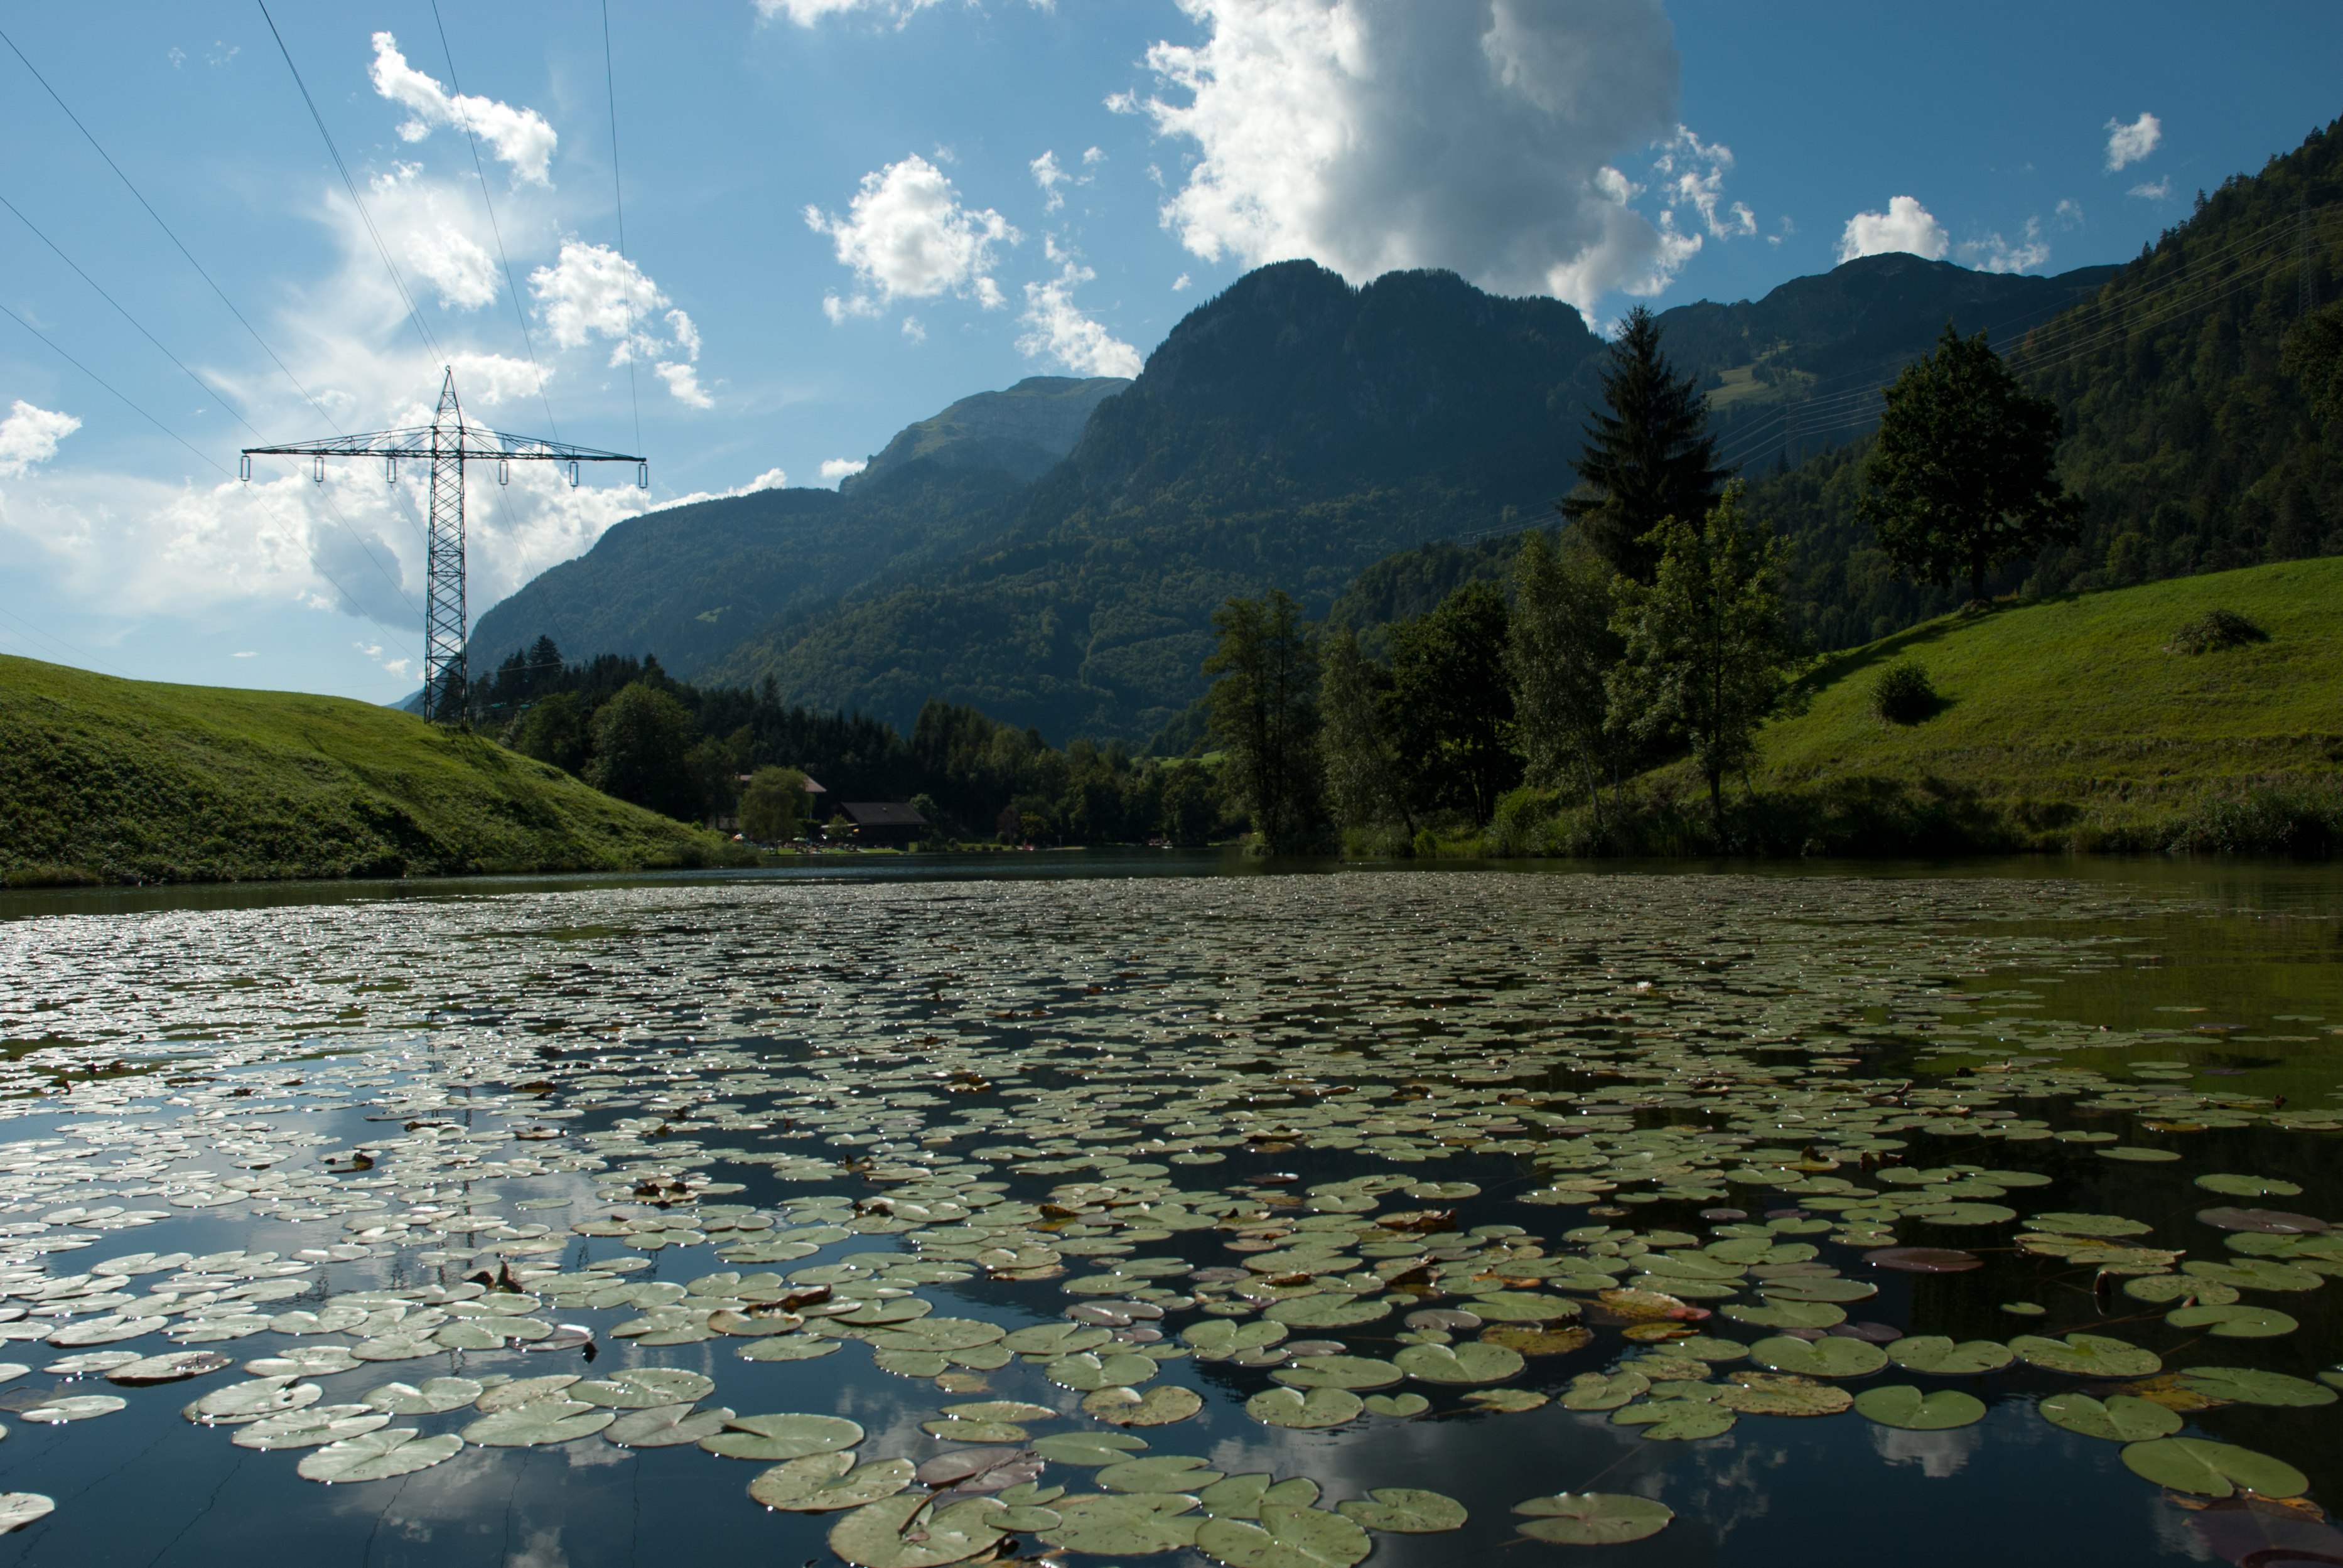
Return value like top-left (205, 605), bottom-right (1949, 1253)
top-left (2169, 608), bottom-right (2268, 654)
top-left (1870, 659), bottom-right (1941, 724)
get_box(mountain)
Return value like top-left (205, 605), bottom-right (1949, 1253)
top-left (841, 375), bottom-right (1129, 491)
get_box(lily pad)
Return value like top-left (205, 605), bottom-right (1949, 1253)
top-left (1718, 1374), bottom-right (1852, 1416)
top-left (0, 1495), bottom-right (52, 1533)
top-left (1612, 1400), bottom-right (1735, 1440)
top-left (740, 1335), bottom-right (840, 1362)
top-left (2100, 1147), bottom-right (2182, 1163)
top-left (462, 1399), bottom-right (614, 1446)
top-left (2039, 1392), bottom-right (2184, 1441)
top-left (1046, 1351), bottom-right (1161, 1392)
top-left (1722, 1299), bottom-right (1846, 1330)
top-left (1863, 1247), bottom-right (1981, 1273)
top-left (750, 1453), bottom-right (917, 1512)
top-left (107, 1352), bottom-right (232, 1387)
top-left (1467, 1292), bottom-right (1580, 1323)
top-left (1183, 1321), bottom-right (1287, 1360)
top-left (1853, 1385), bottom-right (1985, 1430)
top-left (2196, 1174), bottom-right (2304, 1198)
top-left (1337, 1489), bottom-right (1466, 1533)
top-left (1394, 1342), bottom-right (1523, 1385)
top-left (606, 1402), bottom-right (735, 1447)
top-left (1264, 1296), bottom-right (1389, 1329)
top-left (2121, 1437), bottom-right (2308, 1499)
top-left (1099, 1455), bottom-right (1222, 1493)
top-left (365, 1378), bottom-right (482, 1415)
top-left (23, 1395), bottom-right (125, 1424)
top-left (574, 1368), bottom-right (717, 1408)
top-left (1037, 1491), bottom-right (1200, 1556)
top-left (2011, 1334), bottom-right (2161, 1378)
top-left (703, 1412), bottom-right (864, 1460)
top-left (1889, 1337), bottom-right (2013, 1375)
top-left (1195, 1503), bottom-right (1372, 1568)
top-left (1246, 1387), bottom-right (1362, 1429)
top-left (1085, 1385), bottom-right (1204, 1426)
top-left (2165, 1304), bottom-right (2298, 1338)
top-left (296, 1428), bottom-right (464, 1484)
top-left (1363, 1392), bottom-right (1430, 1417)
top-left (1030, 1431), bottom-right (1148, 1466)
top-left (190, 1377), bottom-right (318, 1425)
top-left (1561, 1370), bottom-right (1651, 1410)
top-left (474, 1375), bottom-right (578, 1412)
top-left (233, 1405), bottom-right (391, 1451)
top-left (2124, 1274), bottom-right (2239, 1306)
top-left (1514, 1492), bottom-right (1674, 1545)
top-left (1750, 1336), bottom-right (1887, 1378)
top-left (1272, 1356), bottom-right (1402, 1391)
top-left (2177, 1368), bottom-right (2339, 1408)
top-left (831, 1493), bottom-right (1010, 1568)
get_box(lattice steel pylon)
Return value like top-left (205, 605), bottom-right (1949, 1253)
top-left (242, 368), bottom-right (645, 722)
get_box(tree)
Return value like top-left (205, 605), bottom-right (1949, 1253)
top-left (1859, 323), bottom-right (2082, 605)
top-left (1318, 629), bottom-right (1410, 835)
top-left (2281, 301), bottom-right (2343, 425)
top-left (1560, 304), bottom-right (1728, 581)
top-left (509, 691), bottom-right (590, 776)
top-left (1507, 530), bottom-right (1624, 825)
top-left (1204, 589), bottom-right (1324, 854)
top-left (1159, 762), bottom-right (1221, 846)
top-left (584, 682), bottom-right (701, 820)
top-left (1387, 582), bottom-right (1518, 824)
top-left (1608, 483), bottom-right (1804, 835)
top-left (738, 766), bottom-right (810, 842)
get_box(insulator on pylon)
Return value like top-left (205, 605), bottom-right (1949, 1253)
top-left (568, 461), bottom-right (579, 488)
top-left (386, 455), bottom-right (397, 484)
top-left (313, 456), bottom-right (325, 484)
top-left (239, 454), bottom-right (251, 482)
top-left (498, 459), bottom-right (510, 486)
top-left (637, 462), bottom-right (648, 490)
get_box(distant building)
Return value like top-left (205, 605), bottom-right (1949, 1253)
top-left (839, 801), bottom-right (927, 846)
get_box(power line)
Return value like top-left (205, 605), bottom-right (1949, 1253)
top-left (601, 0), bottom-right (642, 455)
top-left (0, 23), bottom-right (347, 439)
top-left (429, 0), bottom-right (561, 443)
top-left (254, 0), bottom-right (441, 362)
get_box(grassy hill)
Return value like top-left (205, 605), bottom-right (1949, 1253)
top-left (1585, 559), bottom-right (2343, 856)
top-left (0, 656), bottom-right (736, 886)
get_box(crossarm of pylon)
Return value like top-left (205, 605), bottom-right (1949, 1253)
top-left (240, 427), bottom-right (642, 463)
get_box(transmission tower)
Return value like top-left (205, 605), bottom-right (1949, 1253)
top-left (242, 368), bottom-right (645, 722)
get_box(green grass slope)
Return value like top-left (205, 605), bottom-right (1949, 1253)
top-left (1737, 559), bottom-right (2343, 851)
top-left (0, 655), bottom-right (733, 884)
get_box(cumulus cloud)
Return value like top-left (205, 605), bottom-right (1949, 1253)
top-left (2054, 198), bottom-right (2084, 227)
top-left (1959, 217), bottom-right (2049, 274)
top-left (1017, 262), bottom-right (1145, 379)
top-left (0, 401), bottom-right (79, 478)
top-left (2128, 177), bottom-right (2171, 201)
top-left (1032, 151), bottom-right (1069, 212)
top-left (1652, 126), bottom-right (1755, 240)
top-left (1124, 0), bottom-right (1694, 320)
top-left (529, 242), bottom-right (708, 407)
top-left (369, 33), bottom-right (557, 186)
top-left (1836, 196), bottom-right (1948, 264)
top-left (743, 467), bottom-right (789, 491)
top-left (820, 458), bottom-right (868, 483)
top-left (2104, 112), bottom-right (2162, 172)
top-left (365, 163), bottom-right (498, 310)
top-left (805, 156), bottom-right (1018, 316)
top-left (755, 0), bottom-right (940, 23)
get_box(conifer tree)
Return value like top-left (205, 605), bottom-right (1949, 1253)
top-left (1560, 306), bottom-right (1728, 581)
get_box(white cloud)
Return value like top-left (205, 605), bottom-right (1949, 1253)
top-left (900, 316), bottom-right (927, 342)
top-left (1172, 272), bottom-right (1192, 291)
top-left (2104, 112), bottom-right (2162, 173)
top-left (805, 156), bottom-right (1018, 316)
top-left (2128, 177), bottom-right (2172, 201)
top-left (0, 401), bottom-right (80, 478)
top-left (1959, 217), bottom-right (2049, 274)
top-left (1032, 150), bottom-right (1069, 213)
top-left (655, 361), bottom-right (712, 409)
top-left (755, 0), bottom-right (940, 24)
top-left (1017, 262), bottom-right (1145, 379)
top-left (820, 458), bottom-right (868, 483)
top-left (1652, 126), bottom-right (1755, 240)
top-left (1125, 0), bottom-right (1688, 321)
top-left (744, 467), bottom-right (789, 491)
top-left (528, 242), bottom-right (706, 407)
top-left (366, 163), bottom-right (498, 310)
top-left (369, 33), bottom-right (558, 186)
top-left (2054, 198), bottom-right (2084, 227)
top-left (1836, 196), bottom-right (1948, 264)
top-left (232, 649), bottom-right (256, 657)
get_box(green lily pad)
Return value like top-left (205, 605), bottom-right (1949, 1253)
top-left (606, 1402), bottom-right (735, 1447)
top-left (830, 1493), bottom-right (1009, 1568)
top-left (1853, 1385), bottom-right (1985, 1430)
top-left (920, 1419), bottom-right (1029, 1442)
top-left (574, 1368), bottom-right (717, 1408)
top-left (1047, 1352), bottom-right (1161, 1392)
top-left (462, 1399), bottom-right (614, 1447)
top-left (740, 1335), bottom-right (841, 1362)
top-left (2123, 1275), bottom-right (2239, 1306)
top-left (189, 1377), bottom-right (318, 1425)
top-left (296, 1428), bottom-right (463, 1484)
top-left (1468, 1292), bottom-right (1580, 1323)
top-left (2039, 1392), bottom-right (2184, 1441)
top-left (1394, 1342), bottom-right (1523, 1385)
top-left (1909, 1203), bottom-right (2017, 1227)
top-left (2196, 1174), bottom-right (2303, 1198)
top-left (702, 1412), bottom-right (864, 1460)
top-left (1717, 1375), bottom-right (1852, 1416)
top-left (232, 1405), bottom-right (390, 1451)
top-left (1889, 1337), bottom-right (2013, 1375)
top-left (2119, 1437), bottom-right (2308, 1499)
top-left (1465, 1388), bottom-right (1550, 1413)
top-left (2184, 1259), bottom-right (2325, 1292)
top-left (1246, 1387), bottom-right (1362, 1429)
top-left (1085, 1385), bottom-right (1205, 1426)
top-left (1363, 1392), bottom-right (1430, 1417)
top-left (1750, 1336), bottom-right (1888, 1378)
top-left (1611, 1400), bottom-right (1736, 1440)
top-left (2099, 1147), bottom-right (2182, 1163)
top-left (473, 1375), bottom-right (578, 1412)
top-left (750, 1453), bottom-right (917, 1512)
top-left (1272, 1356), bottom-right (1402, 1391)
top-left (1722, 1299), bottom-right (1846, 1330)
top-left (2010, 1334), bottom-right (2160, 1377)
top-left (2029, 1213), bottom-right (2154, 1237)
top-left (1030, 1431), bottom-right (1148, 1466)
top-left (1759, 1278), bottom-right (1878, 1304)
top-left (1561, 1370), bottom-right (1651, 1410)
top-left (1264, 1296), bottom-right (1389, 1329)
top-left (1514, 1492), bottom-right (1674, 1545)
top-left (2177, 1367), bottom-right (2339, 1408)
top-left (364, 1378), bottom-right (482, 1415)
top-left (1183, 1321), bottom-right (1287, 1360)
top-left (1005, 1324), bottom-right (1114, 1356)
top-left (1038, 1491), bottom-right (1203, 1555)
top-left (942, 1400), bottom-right (1055, 1423)
top-left (1195, 1503), bottom-right (1372, 1568)
top-left (2165, 1304), bottom-right (2298, 1338)
top-left (1099, 1455), bottom-right (1222, 1493)
top-left (1198, 1475), bottom-right (1321, 1519)
top-left (1337, 1490), bottom-right (1466, 1533)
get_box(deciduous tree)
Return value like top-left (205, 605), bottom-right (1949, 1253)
top-left (1507, 530), bottom-right (1624, 825)
top-left (1205, 589), bottom-right (1325, 854)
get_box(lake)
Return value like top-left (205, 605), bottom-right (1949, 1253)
top-left (0, 853), bottom-right (2336, 1567)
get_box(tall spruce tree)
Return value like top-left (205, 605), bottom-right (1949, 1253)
top-left (1560, 305), bottom-right (1728, 581)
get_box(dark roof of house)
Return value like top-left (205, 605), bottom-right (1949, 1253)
top-left (841, 800), bottom-right (927, 828)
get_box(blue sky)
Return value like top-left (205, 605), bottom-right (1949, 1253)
top-left (3, 0), bottom-right (2337, 702)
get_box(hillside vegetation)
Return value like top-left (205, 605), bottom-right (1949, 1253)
top-left (0, 656), bottom-right (735, 885)
top-left (1578, 559), bottom-right (2343, 855)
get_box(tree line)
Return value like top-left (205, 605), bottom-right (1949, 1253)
top-left (1204, 308), bottom-right (2081, 854)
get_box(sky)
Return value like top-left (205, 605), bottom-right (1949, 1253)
top-left (2, 0), bottom-right (2338, 704)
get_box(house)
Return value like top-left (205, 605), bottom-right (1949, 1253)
top-left (839, 801), bottom-right (927, 847)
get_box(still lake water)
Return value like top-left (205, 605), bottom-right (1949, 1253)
top-left (0, 853), bottom-right (2338, 1567)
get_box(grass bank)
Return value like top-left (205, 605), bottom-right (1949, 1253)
top-left (1473, 557), bottom-right (2343, 858)
top-left (0, 655), bottom-right (740, 885)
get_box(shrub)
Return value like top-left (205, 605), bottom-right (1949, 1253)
top-left (2169, 608), bottom-right (2268, 654)
top-left (1870, 659), bottom-right (1941, 724)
